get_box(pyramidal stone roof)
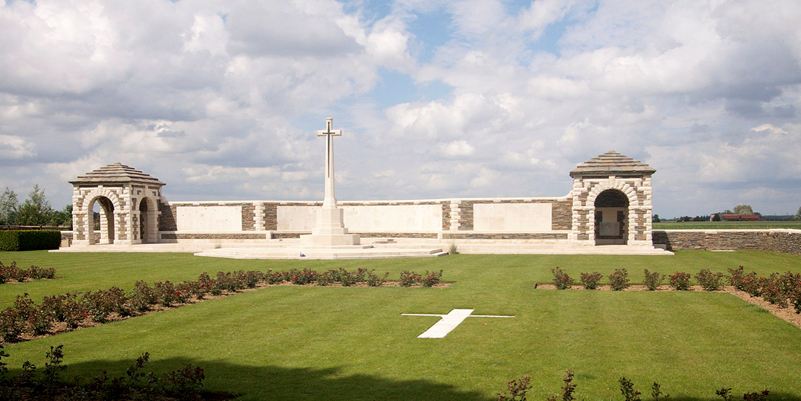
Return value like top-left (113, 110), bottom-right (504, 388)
top-left (570, 151), bottom-right (656, 178)
top-left (69, 163), bottom-right (165, 186)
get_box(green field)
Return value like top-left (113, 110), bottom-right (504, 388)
top-left (2, 250), bottom-right (801, 400)
top-left (654, 221), bottom-right (801, 230)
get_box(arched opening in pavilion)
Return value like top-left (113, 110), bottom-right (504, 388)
top-left (594, 189), bottom-right (629, 245)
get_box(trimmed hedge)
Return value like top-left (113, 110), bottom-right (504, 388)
top-left (0, 230), bottom-right (61, 251)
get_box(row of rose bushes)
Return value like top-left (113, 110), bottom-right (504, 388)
top-left (550, 266), bottom-right (801, 313)
top-left (498, 369), bottom-right (769, 401)
top-left (728, 266), bottom-right (801, 312)
top-left (0, 261), bottom-right (56, 284)
top-left (0, 268), bottom-right (444, 343)
top-left (0, 344), bottom-right (216, 401)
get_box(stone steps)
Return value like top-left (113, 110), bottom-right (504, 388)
top-left (52, 244), bottom-right (214, 253)
top-left (53, 241), bottom-right (671, 256)
top-left (452, 243), bottom-right (672, 255)
top-left (194, 246), bottom-right (448, 260)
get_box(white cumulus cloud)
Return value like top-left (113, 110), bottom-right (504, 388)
top-left (440, 140), bottom-right (475, 157)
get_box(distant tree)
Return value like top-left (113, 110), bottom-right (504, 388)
top-left (16, 184), bottom-right (54, 226)
top-left (712, 214), bottom-right (721, 221)
top-left (734, 204), bottom-right (754, 215)
top-left (723, 209), bottom-right (733, 214)
top-left (0, 187), bottom-right (19, 225)
top-left (652, 214), bottom-right (661, 223)
top-left (796, 207), bottom-right (801, 221)
top-left (51, 204), bottom-right (73, 227)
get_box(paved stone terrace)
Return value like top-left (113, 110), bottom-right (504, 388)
top-left (53, 238), bottom-right (673, 257)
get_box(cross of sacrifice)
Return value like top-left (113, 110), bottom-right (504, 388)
top-left (317, 117), bottom-right (342, 208)
top-left (402, 309), bottom-right (515, 339)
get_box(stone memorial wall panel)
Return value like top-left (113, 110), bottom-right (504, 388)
top-left (342, 205), bottom-right (442, 232)
top-left (473, 203), bottom-right (552, 232)
top-left (277, 206), bottom-right (318, 231)
top-left (176, 206), bottom-right (242, 231)
top-left (276, 204), bottom-right (444, 232)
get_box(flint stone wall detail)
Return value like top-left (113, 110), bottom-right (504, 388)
top-left (653, 230), bottom-right (801, 256)
top-left (161, 233), bottom-right (269, 240)
top-left (443, 232), bottom-right (568, 240)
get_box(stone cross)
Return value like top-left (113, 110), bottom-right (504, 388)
top-left (317, 117), bottom-right (342, 209)
top-left (300, 117), bottom-right (359, 245)
top-left (402, 309), bottom-right (515, 338)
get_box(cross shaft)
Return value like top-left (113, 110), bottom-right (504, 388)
top-left (317, 117), bottom-right (342, 208)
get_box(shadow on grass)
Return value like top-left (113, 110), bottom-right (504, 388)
top-left (665, 397), bottom-right (801, 401)
top-left (6, 356), bottom-right (490, 401)
top-left (6, 355), bottom-right (801, 401)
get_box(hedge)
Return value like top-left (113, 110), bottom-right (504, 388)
top-left (0, 230), bottom-right (61, 251)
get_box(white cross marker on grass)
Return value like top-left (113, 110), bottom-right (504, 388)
top-left (402, 309), bottom-right (515, 339)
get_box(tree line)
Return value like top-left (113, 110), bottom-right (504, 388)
top-left (0, 185), bottom-right (72, 227)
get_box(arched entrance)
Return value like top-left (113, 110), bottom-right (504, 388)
top-left (88, 196), bottom-right (115, 244)
top-left (570, 151), bottom-right (657, 247)
top-left (594, 189), bottom-right (629, 245)
top-left (138, 197), bottom-right (158, 243)
top-left (70, 163), bottom-right (166, 246)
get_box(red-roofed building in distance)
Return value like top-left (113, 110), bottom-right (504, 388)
top-left (711, 214), bottom-right (763, 222)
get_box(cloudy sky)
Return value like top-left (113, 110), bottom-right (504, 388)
top-left (1, 0), bottom-right (800, 218)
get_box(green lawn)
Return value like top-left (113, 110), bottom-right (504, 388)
top-left (654, 221), bottom-right (801, 230)
top-left (2, 250), bottom-right (801, 400)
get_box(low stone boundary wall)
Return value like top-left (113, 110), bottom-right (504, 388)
top-left (442, 232), bottom-right (569, 240)
top-left (160, 233), bottom-right (270, 241)
top-left (653, 230), bottom-right (801, 255)
top-left (1, 225), bottom-right (70, 230)
top-left (58, 231), bottom-right (99, 247)
top-left (268, 232), bottom-right (567, 240)
top-left (357, 232), bottom-right (439, 239)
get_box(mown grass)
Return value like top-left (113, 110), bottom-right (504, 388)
top-left (2, 250), bottom-right (801, 400)
top-left (654, 221), bottom-right (801, 230)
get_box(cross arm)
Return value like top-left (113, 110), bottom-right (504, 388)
top-left (317, 129), bottom-right (342, 137)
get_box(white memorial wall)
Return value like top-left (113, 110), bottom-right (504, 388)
top-left (276, 206), bottom-right (317, 231)
top-left (278, 205), bottom-right (443, 232)
top-left (176, 206), bottom-right (242, 231)
top-left (343, 205), bottom-right (442, 232)
top-left (472, 203), bottom-right (552, 232)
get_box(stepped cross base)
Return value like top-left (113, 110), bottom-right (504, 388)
top-left (299, 205), bottom-right (361, 247)
top-left (299, 233), bottom-right (361, 247)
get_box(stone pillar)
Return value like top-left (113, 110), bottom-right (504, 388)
top-left (253, 202), bottom-right (265, 231)
top-left (570, 178), bottom-right (593, 244)
top-left (449, 200), bottom-right (461, 231)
